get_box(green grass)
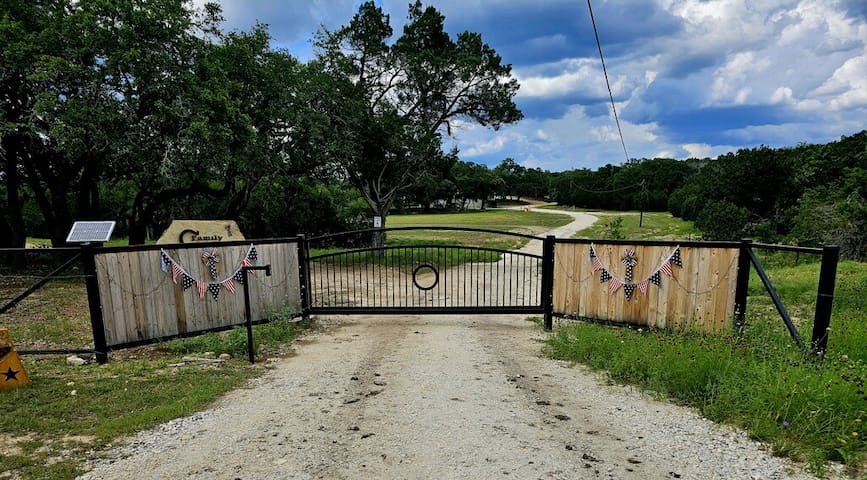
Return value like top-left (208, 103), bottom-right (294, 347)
top-left (545, 260), bottom-right (867, 476)
top-left (387, 209), bottom-right (572, 248)
top-left (0, 310), bottom-right (312, 480)
top-left (572, 210), bottom-right (700, 240)
top-left (309, 209), bottom-right (573, 263)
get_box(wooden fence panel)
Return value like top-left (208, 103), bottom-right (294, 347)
top-left (553, 242), bottom-right (739, 332)
top-left (95, 240), bottom-right (301, 347)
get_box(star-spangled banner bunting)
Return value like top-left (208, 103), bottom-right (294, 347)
top-left (159, 244), bottom-right (258, 301)
top-left (592, 257), bottom-right (603, 272)
top-left (660, 261), bottom-right (673, 277)
top-left (171, 263), bottom-right (183, 284)
top-left (208, 283), bottom-right (221, 301)
top-left (588, 243), bottom-right (682, 301)
top-left (608, 278), bottom-right (622, 294)
top-left (624, 283), bottom-right (635, 301)
top-left (671, 248), bottom-right (683, 267)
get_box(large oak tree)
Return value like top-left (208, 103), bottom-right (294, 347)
top-left (314, 1), bottom-right (521, 246)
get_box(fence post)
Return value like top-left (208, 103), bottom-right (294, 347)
top-left (297, 235), bottom-right (311, 320)
top-left (242, 264), bottom-right (272, 364)
top-left (82, 245), bottom-right (108, 364)
top-left (811, 245), bottom-right (839, 357)
top-left (733, 239), bottom-right (752, 330)
top-left (541, 236), bottom-right (555, 331)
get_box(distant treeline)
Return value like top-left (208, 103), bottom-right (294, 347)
top-left (551, 130), bottom-right (867, 259)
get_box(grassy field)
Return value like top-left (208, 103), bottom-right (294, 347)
top-left (0, 298), bottom-right (311, 480)
top-left (546, 236), bottom-right (866, 474)
top-left (567, 210), bottom-right (700, 240)
top-left (385, 209), bottom-right (572, 248)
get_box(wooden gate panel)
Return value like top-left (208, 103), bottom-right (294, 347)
top-left (553, 242), bottom-right (739, 332)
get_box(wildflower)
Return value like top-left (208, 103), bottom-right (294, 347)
top-left (853, 432), bottom-right (859, 437)
top-left (783, 421), bottom-right (789, 429)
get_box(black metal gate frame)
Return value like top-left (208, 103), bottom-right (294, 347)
top-left (298, 228), bottom-right (558, 329)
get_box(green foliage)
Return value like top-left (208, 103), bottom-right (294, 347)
top-left (552, 157), bottom-right (695, 211)
top-left (313, 0), bottom-right (522, 232)
top-left (573, 211), bottom-right (699, 241)
top-left (545, 263), bottom-right (867, 474)
top-left (695, 200), bottom-right (750, 241)
top-left (603, 217), bottom-right (625, 239)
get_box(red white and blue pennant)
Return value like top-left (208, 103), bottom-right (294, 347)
top-left (589, 243), bottom-right (682, 302)
top-left (159, 244), bottom-right (258, 301)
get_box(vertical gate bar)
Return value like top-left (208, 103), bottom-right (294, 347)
top-left (297, 236), bottom-right (310, 318)
top-left (82, 245), bottom-right (108, 364)
top-left (811, 245), bottom-right (839, 357)
top-left (542, 236), bottom-right (555, 331)
top-left (733, 239), bottom-right (752, 329)
top-left (474, 249), bottom-right (479, 307)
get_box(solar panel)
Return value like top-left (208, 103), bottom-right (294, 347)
top-left (66, 221), bottom-right (116, 244)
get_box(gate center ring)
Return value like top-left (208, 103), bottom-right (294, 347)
top-left (412, 263), bottom-right (439, 291)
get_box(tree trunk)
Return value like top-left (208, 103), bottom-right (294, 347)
top-left (371, 205), bottom-right (386, 253)
top-left (1, 136), bottom-right (27, 248)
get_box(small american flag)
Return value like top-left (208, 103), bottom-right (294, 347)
top-left (171, 263), bottom-right (184, 284)
top-left (223, 279), bottom-right (236, 294)
top-left (608, 278), bottom-right (622, 294)
top-left (197, 280), bottom-right (207, 299)
top-left (638, 280), bottom-right (649, 296)
top-left (593, 257), bottom-right (604, 272)
top-left (660, 261), bottom-right (673, 277)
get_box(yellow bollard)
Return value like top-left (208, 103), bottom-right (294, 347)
top-left (0, 328), bottom-right (29, 391)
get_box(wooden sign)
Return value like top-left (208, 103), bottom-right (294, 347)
top-left (157, 220), bottom-right (245, 245)
top-left (0, 328), bottom-right (29, 391)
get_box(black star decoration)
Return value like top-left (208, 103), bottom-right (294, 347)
top-left (181, 274), bottom-right (196, 291)
top-left (3, 367), bottom-right (19, 382)
top-left (671, 248), bottom-right (683, 267)
top-left (600, 269), bottom-right (611, 283)
top-left (233, 270), bottom-right (245, 283)
top-left (208, 283), bottom-right (221, 301)
top-left (649, 271), bottom-right (662, 286)
top-left (249, 247), bottom-right (258, 261)
top-left (624, 284), bottom-right (636, 302)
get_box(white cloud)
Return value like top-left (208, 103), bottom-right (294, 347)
top-left (812, 49), bottom-right (867, 110)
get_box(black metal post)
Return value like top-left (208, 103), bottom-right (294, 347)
top-left (733, 239), bottom-right (752, 329)
top-left (297, 236), bottom-right (311, 320)
top-left (82, 244), bottom-right (109, 364)
top-left (541, 236), bottom-right (556, 331)
top-left (242, 264), bottom-right (271, 364)
top-left (811, 245), bottom-right (839, 357)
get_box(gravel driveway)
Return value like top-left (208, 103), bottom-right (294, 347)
top-left (79, 210), bottom-right (822, 479)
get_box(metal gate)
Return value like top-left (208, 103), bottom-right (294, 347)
top-left (299, 227), bottom-right (554, 319)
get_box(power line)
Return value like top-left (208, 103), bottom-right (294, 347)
top-left (586, 0), bottom-right (630, 164)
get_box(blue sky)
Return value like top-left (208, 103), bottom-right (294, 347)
top-left (201, 0), bottom-right (867, 172)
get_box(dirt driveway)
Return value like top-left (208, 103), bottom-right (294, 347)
top-left (81, 314), bottom-right (814, 479)
top-left (80, 210), bottom-right (819, 479)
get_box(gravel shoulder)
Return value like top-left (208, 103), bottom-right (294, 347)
top-left (79, 211), bottom-right (823, 480)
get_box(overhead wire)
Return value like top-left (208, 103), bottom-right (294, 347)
top-left (586, 0), bottom-right (630, 164)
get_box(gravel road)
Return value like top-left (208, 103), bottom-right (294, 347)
top-left (79, 210), bottom-right (824, 480)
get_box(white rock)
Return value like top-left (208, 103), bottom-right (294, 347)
top-left (66, 356), bottom-right (87, 366)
